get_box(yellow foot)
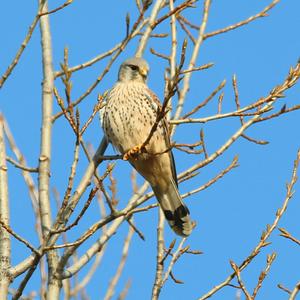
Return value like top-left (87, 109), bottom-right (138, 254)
top-left (123, 145), bottom-right (145, 160)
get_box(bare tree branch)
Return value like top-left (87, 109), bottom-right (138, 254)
top-left (289, 281), bottom-right (300, 300)
top-left (0, 115), bottom-right (11, 300)
top-left (172, 0), bottom-right (212, 125)
top-left (104, 226), bottom-right (134, 300)
top-left (151, 208), bottom-right (165, 300)
top-left (203, 0), bottom-right (280, 40)
top-left (198, 149), bottom-right (300, 299)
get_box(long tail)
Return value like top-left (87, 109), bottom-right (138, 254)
top-left (152, 178), bottom-right (193, 237)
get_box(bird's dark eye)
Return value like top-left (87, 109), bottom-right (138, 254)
top-left (128, 64), bottom-right (139, 71)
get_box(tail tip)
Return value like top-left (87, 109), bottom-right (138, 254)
top-left (164, 205), bottom-right (195, 237)
top-left (173, 220), bottom-right (196, 237)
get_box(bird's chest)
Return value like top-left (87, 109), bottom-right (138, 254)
top-left (103, 86), bottom-right (157, 153)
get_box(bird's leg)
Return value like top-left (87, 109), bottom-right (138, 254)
top-left (123, 144), bottom-right (146, 160)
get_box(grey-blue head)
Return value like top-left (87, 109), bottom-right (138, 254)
top-left (118, 57), bottom-right (149, 83)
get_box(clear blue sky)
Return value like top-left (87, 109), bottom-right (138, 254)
top-left (1, 1), bottom-right (300, 299)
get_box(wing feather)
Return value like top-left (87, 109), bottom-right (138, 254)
top-left (145, 87), bottom-right (178, 186)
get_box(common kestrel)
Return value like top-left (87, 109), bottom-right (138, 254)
top-left (102, 57), bottom-right (193, 236)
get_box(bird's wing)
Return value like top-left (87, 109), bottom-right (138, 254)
top-left (145, 87), bottom-right (178, 186)
top-left (99, 89), bottom-right (110, 127)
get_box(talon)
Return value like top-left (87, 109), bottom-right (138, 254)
top-left (123, 145), bottom-right (145, 160)
top-left (123, 152), bottom-right (130, 161)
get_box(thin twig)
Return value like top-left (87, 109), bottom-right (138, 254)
top-left (278, 284), bottom-right (292, 295)
top-left (278, 228), bottom-right (300, 247)
top-left (49, 187), bottom-right (99, 236)
top-left (181, 156), bottom-right (239, 199)
top-left (103, 226), bottom-right (134, 300)
top-left (161, 238), bottom-right (186, 285)
top-left (198, 149), bottom-right (300, 299)
top-left (252, 253), bottom-right (276, 298)
top-left (0, 2), bottom-right (45, 88)
top-left (183, 79), bottom-right (226, 118)
top-left (38, 0), bottom-right (73, 17)
top-left (55, 43), bottom-right (122, 78)
top-left (180, 62), bottom-right (214, 74)
top-left (204, 0), bottom-right (280, 40)
top-left (116, 279), bottom-right (132, 300)
top-left (0, 0), bottom-right (73, 88)
top-left (0, 220), bottom-right (39, 255)
top-left (58, 181), bottom-right (149, 279)
top-left (177, 15), bottom-right (196, 44)
top-left (200, 129), bottom-right (208, 159)
top-left (179, 101), bottom-right (273, 180)
top-left (150, 48), bottom-right (170, 61)
top-left (230, 261), bottom-right (252, 300)
top-left (217, 92), bottom-right (224, 114)
top-left (6, 156), bottom-right (38, 172)
top-left (161, 239), bottom-right (176, 265)
top-left (172, 0), bottom-right (211, 125)
top-left (126, 218), bottom-right (145, 241)
top-left (151, 0), bottom-right (196, 31)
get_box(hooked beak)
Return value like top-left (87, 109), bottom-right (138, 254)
top-left (139, 67), bottom-right (148, 80)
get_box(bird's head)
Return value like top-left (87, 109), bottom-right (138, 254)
top-left (118, 57), bottom-right (149, 83)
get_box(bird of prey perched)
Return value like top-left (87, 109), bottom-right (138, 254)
top-left (102, 57), bottom-right (193, 236)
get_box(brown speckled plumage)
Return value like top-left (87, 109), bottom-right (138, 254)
top-left (102, 57), bottom-right (193, 236)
